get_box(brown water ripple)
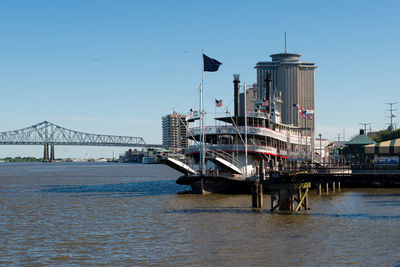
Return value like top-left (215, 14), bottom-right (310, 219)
top-left (1, 163), bottom-right (400, 266)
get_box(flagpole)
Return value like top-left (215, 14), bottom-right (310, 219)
top-left (200, 50), bottom-right (205, 176)
top-left (305, 117), bottom-right (308, 161)
top-left (215, 101), bottom-right (217, 128)
top-left (244, 81), bottom-right (248, 176)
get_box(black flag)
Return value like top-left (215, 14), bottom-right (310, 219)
top-left (203, 54), bottom-right (222, 72)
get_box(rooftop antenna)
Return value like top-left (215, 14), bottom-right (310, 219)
top-left (359, 122), bottom-right (372, 134)
top-left (284, 32), bottom-right (287, 54)
top-left (385, 102), bottom-right (398, 132)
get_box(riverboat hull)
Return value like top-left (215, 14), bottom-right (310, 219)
top-left (176, 175), bottom-right (254, 194)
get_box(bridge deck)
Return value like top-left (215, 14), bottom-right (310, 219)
top-left (0, 121), bottom-right (162, 148)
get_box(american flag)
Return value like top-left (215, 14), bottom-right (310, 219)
top-left (215, 99), bottom-right (223, 107)
top-left (292, 103), bottom-right (303, 111)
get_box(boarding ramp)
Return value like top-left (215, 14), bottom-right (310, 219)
top-left (206, 149), bottom-right (242, 175)
top-left (161, 153), bottom-right (197, 175)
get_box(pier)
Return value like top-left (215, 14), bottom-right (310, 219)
top-left (252, 166), bottom-right (400, 212)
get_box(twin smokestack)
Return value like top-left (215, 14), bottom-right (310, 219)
top-left (233, 74), bottom-right (240, 118)
top-left (233, 72), bottom-right (272, 118)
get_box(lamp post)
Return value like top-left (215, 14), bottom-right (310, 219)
top-left (319, 134), bottom-right (323, 165)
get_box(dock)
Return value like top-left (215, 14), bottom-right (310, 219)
top-left (268, 168), bottom-right (400, 188)
top-left (251, 166), bottom-right (400, 212)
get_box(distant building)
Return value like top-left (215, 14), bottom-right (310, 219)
top-left (240, 83), bottom-right (258, 116)
top-left (345, 129), bottom-right (377, 155)
top-left (314, 138), bottom-right (330, 163)
top-left (162, 114), bottom-right (188, 152)
top-left (255, 53), bottom-right (317, 129)
top-left (122, 148), bottom-right (143, 163)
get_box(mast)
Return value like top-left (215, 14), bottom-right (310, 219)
top-left (285, 32), bottom-right (287, 54)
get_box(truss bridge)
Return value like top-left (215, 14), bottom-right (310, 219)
top-left (0, 121), bottom-right (162, 162)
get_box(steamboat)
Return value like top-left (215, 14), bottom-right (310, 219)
top-left (163, 59), bottom-right (313, 194)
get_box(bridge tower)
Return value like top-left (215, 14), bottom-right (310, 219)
top-left (43, 144), bottom-right (49, 163)
top-left (50, 145), bottom-right (55, 163)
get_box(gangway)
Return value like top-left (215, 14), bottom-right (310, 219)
top-left (206, 150), bottom-right (242, 175)
top-left (161, 149), bottom-right (242, 176)
top-left (161, 153), bottom-right (196, 175)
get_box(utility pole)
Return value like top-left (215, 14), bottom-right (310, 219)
top-left (359, 122), bottom-right (372, 134)
top-left (385, 102), bottom-right (398, 132)
top-left (343, 129), bottom-right (345, 142)
top-left (319, 133), bottom-right (323, 164)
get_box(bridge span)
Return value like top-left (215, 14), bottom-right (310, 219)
top-left (0, 121), bottom-right (162, 162)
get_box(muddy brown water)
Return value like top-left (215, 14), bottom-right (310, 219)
top-left (1, 162), bottom-right (399, 266)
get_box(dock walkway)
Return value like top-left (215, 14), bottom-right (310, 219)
top-left (267, 167), bottom-right (400, 187)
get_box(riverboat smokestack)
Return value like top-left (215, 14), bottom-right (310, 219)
top-left (265, 72), bottom-right (271, 104)
top-left (233, 74), bottom-right (240, 119)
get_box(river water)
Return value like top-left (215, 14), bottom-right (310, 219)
top-left (0, 162), bottom-right (399, 266)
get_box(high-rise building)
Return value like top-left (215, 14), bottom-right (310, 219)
top-left (240, 83), bottom-right (258, 116)
top-left (162, 114), bottom-right (188, 152)
top-left (255, 53), bottom-right (316, 128)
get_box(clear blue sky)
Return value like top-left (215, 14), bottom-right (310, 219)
top-left (0, 0), bottom-right (399, 158)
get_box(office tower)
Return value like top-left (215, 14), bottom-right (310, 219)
top-left (255, 53), bottom-right (316, 129)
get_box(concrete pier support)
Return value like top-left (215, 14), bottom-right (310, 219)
top-left (338, 181), bottom-right (341, 191)
top-left (332, 181), bottom-right (336, 192)
top-left (50, 145), bottom-right (55, 163)
top-left (317, 183), bottom-right (322, 195)
top-left (325, 183), bottom-right (329, 193)
top-left (43, 144), bottom-right (49, 163)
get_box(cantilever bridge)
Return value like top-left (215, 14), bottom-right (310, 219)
top-left (0, 121), bottom-right (162, 162)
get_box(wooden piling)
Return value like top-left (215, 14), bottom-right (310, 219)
top-left (332, 181), bottom-right (335, 192)
top-left (294, 188), bottom-right (309, 212)
top-left (338, 181), bottom-right (341, 191)
top-left (305, 190), bottom-right (309, 210)
top-left (252, 182), bottom-right (263, 208)
top-left (270, 191), bottom-right (275, 210)
top-left (317, 183), bottom-right (321, 195)
top-left (325, 183), bottom-right (329, 193)
top-left (266, 183), bottom-right (311, 213)
top-left (259, 160), bottom-right (265, 182)
top-left (290, 191), bottom-right (295, 211)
